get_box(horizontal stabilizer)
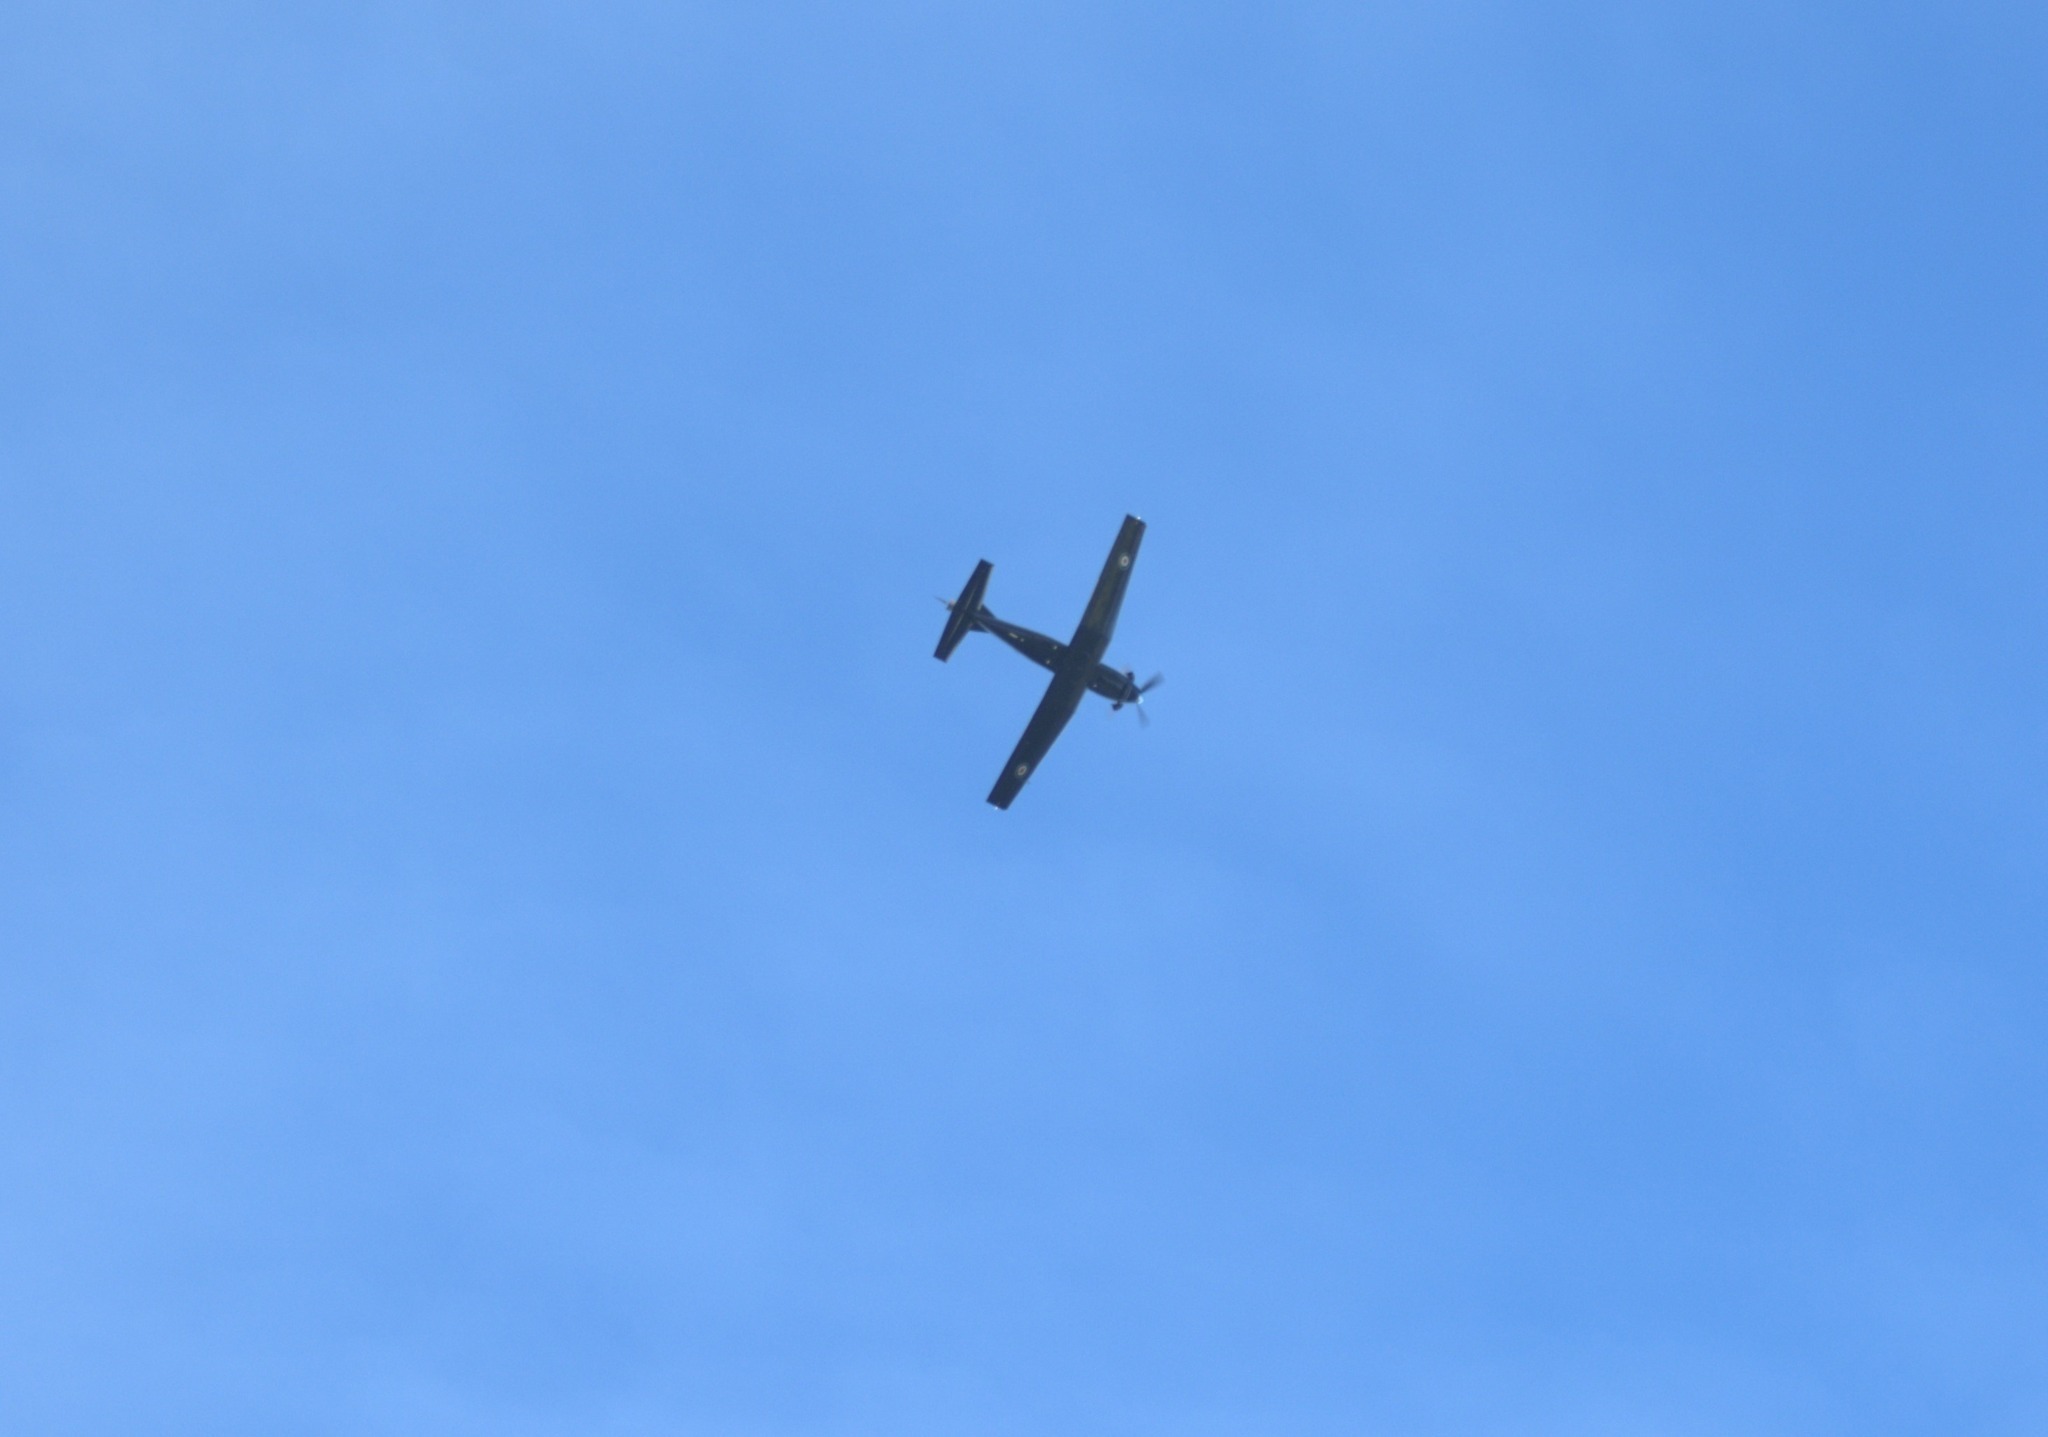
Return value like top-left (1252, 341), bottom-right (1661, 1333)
top-left (934, 559), bottom-right (992, 661)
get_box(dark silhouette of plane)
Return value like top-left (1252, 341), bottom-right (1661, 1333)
top-left (935, 514), bottom-right (1160, 809)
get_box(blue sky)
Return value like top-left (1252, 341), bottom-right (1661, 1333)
top-left (4, 3), bottom-right (2046, 1433)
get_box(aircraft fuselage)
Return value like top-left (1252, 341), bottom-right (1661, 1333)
top-left (972, 611), bottom-right (1146, 708)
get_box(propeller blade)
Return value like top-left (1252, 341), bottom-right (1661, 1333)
top-left (1136, 672), bottom-right (1164, 696)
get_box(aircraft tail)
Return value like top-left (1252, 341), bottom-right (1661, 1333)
top-left (934, 559), bottom-right (992, 661)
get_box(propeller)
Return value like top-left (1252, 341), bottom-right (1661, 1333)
top-left (1123, 671), bottom-right (1163, 726)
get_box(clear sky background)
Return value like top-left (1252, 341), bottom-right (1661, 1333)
top-left (4, 4), bottom-right (2046, 1433)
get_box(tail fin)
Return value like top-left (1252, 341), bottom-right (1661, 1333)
top-left (934, 559), bottom-right (992, 660)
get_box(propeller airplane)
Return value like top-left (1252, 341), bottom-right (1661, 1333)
top-left (934, 514), bottom-right (1160, 809)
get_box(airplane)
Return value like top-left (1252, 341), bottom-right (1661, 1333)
top-left (934, 513), bottom-right (1161, 809)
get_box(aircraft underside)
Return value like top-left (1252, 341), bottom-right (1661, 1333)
top-left (933, 515), bottom-right (1158, 809)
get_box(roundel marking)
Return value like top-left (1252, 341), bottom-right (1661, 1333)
top-left (1118, 553), bottom-right (1130, 568)
top-left (1015, 763), bottom-right (1029, 777)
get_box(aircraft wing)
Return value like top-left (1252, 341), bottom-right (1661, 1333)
top-left (1068, 514), bottom-right (1146, 655)
top-left (986, 669), bottom-right (1088, 809)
